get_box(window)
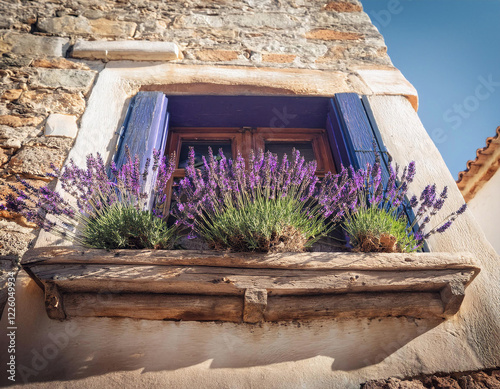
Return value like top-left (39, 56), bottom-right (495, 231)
top-left (114, 93), bottom-right (393, 212)
top-left (168, 127), bottom-right (335, 176)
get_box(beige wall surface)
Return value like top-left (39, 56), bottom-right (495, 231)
top-left (468, 168), bottom-right (500, 255)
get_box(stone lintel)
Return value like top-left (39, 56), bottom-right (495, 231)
top-left (72, 40), bottom-right (181, 61)
top-left (355, 68), bottom-right (419, 111)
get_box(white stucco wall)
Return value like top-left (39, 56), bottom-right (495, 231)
top-left (1, 65), bottom-right (500, 388)
top-left (468, 168), bottom-right (500, 255)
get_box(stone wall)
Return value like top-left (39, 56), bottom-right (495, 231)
top-left (0, 0), bottom-right (393, 261)
top-left (363, 368), bottom-right (500, 389)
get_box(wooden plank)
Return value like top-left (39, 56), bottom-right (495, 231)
top-left (265, 292), bottom-right (445, 321)
top-left (63, 293), bottom-right (243, 322)
top-left (22, 247), bottom-right (481, 274)
top-left (30, 264), bottom-right (475, 296)
top-left (361, 96), bottom-right (391, 171)
top-left (60, 291), bottom-right (445, 322)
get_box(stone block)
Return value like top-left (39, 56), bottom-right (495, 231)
top-left (305, 29), bottom-right (362, 40)
top-left (0, 148), bottom-right (12, 166)
top-left (72, 40), bottom-right (181, 61)
top-left (0, 55), bottom-right (32, 69)
top-left (1, 89), bottom-right (22, 101)
top-left (3, 32), bottom-right (69, 58)
top-left (194, 50), bottom-right (239, 61)
top-left (90, 18), bottom-right (137, 38)
top-left (0, 220), bottom-right (36, 258)
top-left (32, 58), bottom-right (90, 70)
top-left (0, 125), bottom-right (41, 149)
top-left (180, 13), bottom-right (297, 29)
top-left (262, 53), bottom-right (296, 63)
top-left (6, 136), bottom-right (73, 177)
top-left (38, 15), bottom-right (137, 38)
top-left (134, 20), bottom-right (169, 38)
top-left (355, 68), bottom-right (418, 111)
top-left (323, 1), bottom-right (363, 12)
top-left (44, 114), bottom-right (78, 138)
top-left (30, 68), bottom-right (97, 95)
top-left (19, 91), bottom-right (86, 115)
top-left (0, 115), bottom-right (44, 128)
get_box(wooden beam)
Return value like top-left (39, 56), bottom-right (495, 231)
top-left (22, 247), bottom-right (480, 274)
top-left (22, 247), bottom-right (480, 322)
top-left (29, 264), bottom-right (475, 296)
top-left (63, 293), bottom-right (243, 322)
top-left (44, 282), bottom-right (66, 320)
top-left (440, 281), bottom-right (466, 317)
top-left (265, 292), bottom-right (444, 321)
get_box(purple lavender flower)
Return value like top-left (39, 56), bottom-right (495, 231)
top-left (172, 147), bottom-right (358, 251)
top-left (0, 147), bottom-right (176, 248)
top-left (456, 204), bottom-right (467, 215)
top-left (436, 220), bottom-right (453, 233)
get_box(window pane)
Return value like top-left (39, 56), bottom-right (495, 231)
top-left (265, 141), bottom-right (315, 162)
top-left (178, 141), bottom-right (232, 168)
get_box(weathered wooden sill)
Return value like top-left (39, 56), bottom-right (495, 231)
top-left (22, 248), bottom-right (480, 323)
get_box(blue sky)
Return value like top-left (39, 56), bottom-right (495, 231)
top-left (361, 0), bottom-right (500, 179)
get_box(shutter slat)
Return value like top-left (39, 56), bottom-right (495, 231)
top-left (335, 93), bottom-right (389, 184)
top-left (361, 96), bottom-right (391, 170)
top-left (114, 91), bottom-right (169, 209)
top-left (334, 93), bottom-right (377, 171)
top-left (326, 99), bottom-right (352, 169)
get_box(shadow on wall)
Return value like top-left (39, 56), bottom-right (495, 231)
top-left (0, 272), bottom-right (443, 385)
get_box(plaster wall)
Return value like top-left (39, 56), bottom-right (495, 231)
top-left (468, 168), bottom-right (500, 255)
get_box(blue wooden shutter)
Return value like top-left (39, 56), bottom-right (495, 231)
top-left (328, 93), bottom-right (425, 250)
top-left (327, 93), bottom-right (389, 183)
top-left (114, 91), bottom-right (170, 209)
top-left (325, 99), bottom-right (353, 170)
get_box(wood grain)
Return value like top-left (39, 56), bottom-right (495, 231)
top-left (27, 264), bottom-right (475, 296)
top-left (22, 247), bottom-right (480, 273)
top-left (63, 293), bottom-right (243, 322)
top-left (265, 292), bottom-right (444, 321)
top-left (22, 247), bottom-right (480, 322)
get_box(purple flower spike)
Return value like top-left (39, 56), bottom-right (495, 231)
top-left (436, 220), bottom-right (452, 233)
top-left (456, 204), bottom-right (467, 215)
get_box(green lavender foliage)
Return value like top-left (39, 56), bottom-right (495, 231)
top-left (197, 194), bottom-right (329, 252)
top-left (173, 147), bottom-right (358, 252)
top-left (343, 206), bottom-right (418, 253)
top-left (82, 203), bottom-right (178, 249)
top-left (1, 149), bottom-right (179, 250)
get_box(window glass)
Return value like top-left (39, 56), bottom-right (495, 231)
top-left (265, 141), bottom-right (315, 162)
top-left (178, 141), bottom-right (232, 168)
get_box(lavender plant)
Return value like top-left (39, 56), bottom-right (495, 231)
top-left (0, 149), bottom-right (178, 249)
top-left (172, 147), bottom-right (358, 252)
top-left (344, 161), bottom-right (467, 253)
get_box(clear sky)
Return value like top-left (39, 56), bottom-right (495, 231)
top-left (361, 0), bottom-right (500, 179)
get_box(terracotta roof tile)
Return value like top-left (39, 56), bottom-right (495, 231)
top-left (456, 126), bottom-right (500, 202)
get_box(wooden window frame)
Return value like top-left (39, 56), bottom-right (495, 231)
top-left (163, 126), bottom-right (336, 212)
